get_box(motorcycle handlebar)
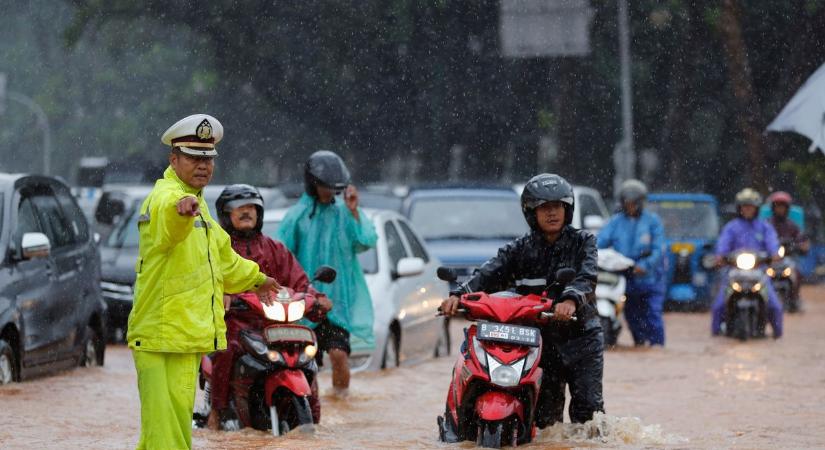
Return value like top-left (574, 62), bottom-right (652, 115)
top-left (540, 311), bottom-right (578, 322)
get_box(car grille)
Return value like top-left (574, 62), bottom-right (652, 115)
top-left (101, 281), bottom-right (134, 302)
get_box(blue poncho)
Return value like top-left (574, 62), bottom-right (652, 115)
top-left (277, 193), bottom-right (378, 352)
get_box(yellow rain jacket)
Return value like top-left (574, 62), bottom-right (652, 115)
top-left (127, 167), bottom-right (266, 353)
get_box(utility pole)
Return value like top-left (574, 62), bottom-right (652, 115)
top-left (613, 0), bottom-right (635, 195)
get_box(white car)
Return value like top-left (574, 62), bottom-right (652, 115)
top-left (262, 208), bottom-right (450, 371)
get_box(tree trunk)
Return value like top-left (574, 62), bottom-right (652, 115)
top-left (718, 0), bottom-right (767, 190)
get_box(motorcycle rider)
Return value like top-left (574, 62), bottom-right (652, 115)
top-left (207, 184), bottom-right (332, 430)
top-left (441, 173), bottom-right (603, 427)
top-left (767, 191), bottom-right (809, 308)
top-left (597, 179), bottom-right (667, 346)
top-left (278, 150), bottom-right (377, 398)
top-left (712, 188), bottom-right (783, 338)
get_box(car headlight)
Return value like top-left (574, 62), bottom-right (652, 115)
top-left (782, 267), bottom-right (792, 277)
top-left (522, 347), bottom-right (540, 374)
top-left (766, 267), bottom-right (776, 277)
top-left (731, 282), bottom-right (742, 292)
top-left (487, 357), bottom-right (525, 387)
top-left (736, 253), bottom-right (756, 270)
top-left (472, 336), bottom-right (487, 368)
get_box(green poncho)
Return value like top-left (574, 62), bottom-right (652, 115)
top-left (278, 193), bottom-right (378, 352)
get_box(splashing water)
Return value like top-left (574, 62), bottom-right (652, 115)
top-left (536, 413), bottom-right (688, 446)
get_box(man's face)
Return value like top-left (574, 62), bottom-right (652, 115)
top-left (623, 199), bottom-right (640, 217)
top-left (169, 152), bottom-right (214, 189)
top-left (229, 204), bottom-right (258, 231)
top-left (316, 185), bottom-right (337, 204)
top-left (535, 201), bottom-right (566, 235)
top-left (773, 203), bottom-right (788, 218)
top-left (740, 204), bottom-right (758, 220)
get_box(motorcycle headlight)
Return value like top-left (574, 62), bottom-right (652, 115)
top-left (522, 347), bottom-right (540, 374)
top-left (751, 283), bottom-right (762, 293)
top-left (766, 267), bottom-right (776, 277)
top-left (736, 253), bottom-right (756, 270)
top-left (488, 357), bottom-right (525, 387)
top-left (267, 350), bottom-right (283, 363)
top-left (731, 282), bottom-right (742, 292)
top-left (778, 246), bottom-right (786, 258)
top-left (298, 344), bottom-right (317, 365)
top-left (287, 300), bottom-right (306, 322)
top-left (782, 267), bottom-right (792, 277)
top-left (472, 336), bottom-right (488, 368)
top-left (262, 302), bottom-right (286, 322)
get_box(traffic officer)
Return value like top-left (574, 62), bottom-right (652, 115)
top-left (127, 114), bottom-right (281, 450)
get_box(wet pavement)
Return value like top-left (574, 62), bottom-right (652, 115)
top-left (2, 286), bottom-right (825, 449)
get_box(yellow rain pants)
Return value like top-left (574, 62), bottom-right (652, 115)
top-left (133, 350), bottom-right (201, 450)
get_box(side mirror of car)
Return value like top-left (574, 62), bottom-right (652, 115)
top-left (436, 266), bottom-right (458, 283)
top-left (395, 257), bottom-right (425, 279)
top-left (21, 232), bottom-right (51, 260)
top-left (312, 265), bottom-right (337, 284)
top-left (583, 215), bottom-right (605, 231)
top-left (555, 268), bottom-right (576, 285)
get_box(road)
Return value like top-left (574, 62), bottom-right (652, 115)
top-left (2, 286), bottom-right (825, 449)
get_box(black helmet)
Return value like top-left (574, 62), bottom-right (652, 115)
top-left (521, 173), bottom-right (575, 230)
top-left (304, 150), bottom-right (351, 197)
top-left (215, 184), bottom-right (264, 234)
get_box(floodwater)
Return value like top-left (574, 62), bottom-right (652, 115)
top-left (2, 286), bottom-right (825, 449)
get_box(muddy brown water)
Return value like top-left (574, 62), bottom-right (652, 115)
top-left (2, 286), bottom-right (825, 449)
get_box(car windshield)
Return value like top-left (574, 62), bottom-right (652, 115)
top-left (647, 200), bottom-right (719, 240)
top-left (408, 196), bottom-right (528, 240)
top-left (262, 220), bottom-right (378, 274)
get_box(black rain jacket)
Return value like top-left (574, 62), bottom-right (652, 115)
top-left (451, 226), bottom-right (600, 344)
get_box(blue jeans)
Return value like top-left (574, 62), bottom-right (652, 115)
top-left (711, 272), bottom-right (783, 338)
top-left (624, 284), bottom-right (665, 346)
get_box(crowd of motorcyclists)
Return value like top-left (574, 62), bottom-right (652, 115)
top-left (135, 114), bottom-right (810, 449)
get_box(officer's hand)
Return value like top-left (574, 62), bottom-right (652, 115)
top-left (440, 295), bottom-right (461, 317)
top-left (256, 277), bottom-right (282, 306)
top-left (552, 300), bottom-right (577, 321)
top-left (223, 294), bottom-right (232, 311)
top-left (176, 196), bottom-right (200, 217)
top-left (316, 294), bottom-right (333, 312)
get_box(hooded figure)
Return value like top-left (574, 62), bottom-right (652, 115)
top-left (277, 150), bottom-right (377, 396)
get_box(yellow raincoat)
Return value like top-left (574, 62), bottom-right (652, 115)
top-left (128, 167), bottom-right (266, 450)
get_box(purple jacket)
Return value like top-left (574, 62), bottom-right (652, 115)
top-left (715, 218), bottom-right (779, 256)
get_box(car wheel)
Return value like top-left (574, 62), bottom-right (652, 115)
top-left (434, 317), bottom-right (451, 357)
top-left (381, 327), bottom-right (400, 369)
top-left (0, 338), bottom-right (17, 385)
top-left (80, 326), bottom-right (103, 367)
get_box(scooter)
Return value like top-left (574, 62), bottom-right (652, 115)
top-left (722, 251), bottom-right (771, 341)
top-left (595, 248), bottom-right (634, 347)
top-left (436, 267), bottom-right (576, 448)
top-left (767, 241), bottom-right (800, 312)
top-left (194, 266), bottom-right (336, 435)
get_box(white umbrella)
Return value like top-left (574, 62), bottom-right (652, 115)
top-left (766, 62), bottom-right (825, 154)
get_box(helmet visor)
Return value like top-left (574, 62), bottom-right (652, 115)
top-left (523, 196), bottom-right (573, 210)
top-left (223, 198), bottom-right (263, 212)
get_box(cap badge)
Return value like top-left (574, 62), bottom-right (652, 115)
top-left (196, 119), bottom-right (213, 140)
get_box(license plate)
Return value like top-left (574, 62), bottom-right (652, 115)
top-left (264, 326), bottom-right (314, 343)
top-left (477, 322), bottom-right (540, 347)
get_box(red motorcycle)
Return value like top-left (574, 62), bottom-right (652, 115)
top-left (436, 267), bottom-right (576, 448)
top-left (195, 266), bottom-right (336, 435)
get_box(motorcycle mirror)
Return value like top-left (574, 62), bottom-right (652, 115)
top-left (555, 268), bottom-right (576, 285)
top-left (436, 266), bottom-right (458, 283)
top-left (312, 266), bottom-right (337, 284)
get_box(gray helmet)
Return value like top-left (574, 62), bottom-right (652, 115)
top-left (735, 188), bottom-right (762, 208)
top-left (619, 179), bottom-right (648, 203)
top-left (521, 173), bottom-right (575, 229)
